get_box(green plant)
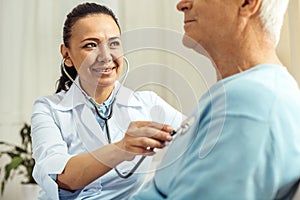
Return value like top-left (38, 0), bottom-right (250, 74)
top-left (0, 123), bottom-right (36, 195)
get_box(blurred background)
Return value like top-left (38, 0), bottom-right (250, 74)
top-left (0, 0), bottom-right (299, 199)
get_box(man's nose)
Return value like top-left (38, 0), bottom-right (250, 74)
top-left (176, 0), bottom-right (192, 12)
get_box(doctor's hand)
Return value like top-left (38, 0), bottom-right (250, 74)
top-left (114, 121), bottom-right (174, 161)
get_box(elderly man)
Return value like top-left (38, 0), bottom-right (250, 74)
top-left (131, 0), bottom-right (300, 199)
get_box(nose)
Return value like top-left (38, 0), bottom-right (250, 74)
top-left (176, 0), bottom-right (192, 12)
top-left (97, 44), bottom-right (113, 64)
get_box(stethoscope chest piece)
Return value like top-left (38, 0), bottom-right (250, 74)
top-left (171, 116), bottom-right (196, 137)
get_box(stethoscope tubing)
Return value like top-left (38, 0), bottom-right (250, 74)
top-left (62, 57), bottom-right (193, 178)
top-left (62, 57), bottom-right (147, 178)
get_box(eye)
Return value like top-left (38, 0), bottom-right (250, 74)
top-left (83, 43), bottom-right (97, 48)
top-left (110, 40), bottom-right (121, 48)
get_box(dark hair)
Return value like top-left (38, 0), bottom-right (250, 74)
top-left (56, 2), bottom-right (121, 93)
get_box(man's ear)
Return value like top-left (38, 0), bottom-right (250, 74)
top-left (239, 0), bottom-right (261, 17)
top-left (60, 44), bottom-right (73, 67)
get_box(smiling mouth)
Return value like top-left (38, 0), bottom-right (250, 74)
top-left (92, 66), bottom-right (117, 73)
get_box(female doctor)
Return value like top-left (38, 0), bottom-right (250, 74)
top-left (30, 3), bottom-right (182, 200)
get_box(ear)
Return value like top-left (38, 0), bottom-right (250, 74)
top-left (239, 0), bottom-right (261, 17)
top-left (60, 44), bottom-right (73, 67)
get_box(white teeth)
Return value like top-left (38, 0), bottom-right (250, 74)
top-left (94, 68), bottom-right (112, 73)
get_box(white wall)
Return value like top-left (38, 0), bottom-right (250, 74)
top-left (277, 0), bottom-right (300, 84)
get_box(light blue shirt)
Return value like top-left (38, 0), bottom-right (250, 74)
top-left (131, 64), bottom-right (300, 200)
top-left (94, 90), bottom-right (114, 130)
top-left (31, 79), bottom-right (183, 200)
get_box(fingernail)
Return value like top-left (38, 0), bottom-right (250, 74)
top-left (165, 125), bottom-right (173, 131)
top-left (166, 135), bottom-right (172, 140)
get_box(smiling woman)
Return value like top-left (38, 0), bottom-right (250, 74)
top-left (30, 2), bottom-right (183, 200)
top-left (60, 14), bottom-right (123, 101)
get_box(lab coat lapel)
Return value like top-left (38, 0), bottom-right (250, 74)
top-left (73, 105), bottom-right (108, 151)
top-left (115, 82), bottom-right (143, 107)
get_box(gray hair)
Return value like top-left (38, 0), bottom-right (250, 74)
top-left (259, 0), bottom-right (289, 46)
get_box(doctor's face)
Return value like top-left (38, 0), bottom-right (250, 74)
top-left (176, 0), bottom-right (240, 51)
top-left (64, 14), bottom-right (123, 91)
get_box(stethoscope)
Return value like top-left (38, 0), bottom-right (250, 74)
top-left (62, 56), bottom-right (147, 178)
top-left (62, 57), bottom-right (194, 178)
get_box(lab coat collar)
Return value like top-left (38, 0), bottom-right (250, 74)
top-left (55, 77), bottom-right (90, 111)
top-left (54, 77), bottom-right (143, 111)
top-left (114, 81), bottom-right (143, 108)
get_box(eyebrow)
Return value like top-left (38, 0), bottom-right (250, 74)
top-left (80, 36), bottom-right (121, 43)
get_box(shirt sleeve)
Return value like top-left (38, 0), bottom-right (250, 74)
top-left (31, 97), bottom-right (73, 200)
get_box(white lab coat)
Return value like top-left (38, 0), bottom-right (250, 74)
top-left (31, 78), bottom-right (183, 200)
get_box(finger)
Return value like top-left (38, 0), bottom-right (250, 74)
top-left (134, 121), bottom-right (174, 132)
top-left (148, 122), bottom-right (173, 133)
top-left (133, 137), bottom-right (167, 150)
top-left (124, 144), bottom-right (157, 156)
top-left (113, 141), bottom-right (156, 159)
top-left (142, 127), bottom-right (173, 142)
top-left (127, 126), bottom-right (173, 143)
